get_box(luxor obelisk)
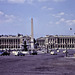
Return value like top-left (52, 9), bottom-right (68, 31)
top-left (31, 18), bottom-right (34, 50)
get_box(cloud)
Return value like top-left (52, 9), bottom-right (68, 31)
top-left (0, 11), bottom-right (17, 23)
top-left (0, 11), bottom-right (4, 15)
top-left (65, 20), bottom-right (75, 25)
top-left (38, 0), bottom-right (65, 2)
top-left (52, 12), bottom-right (65, 18)
top-left (0, 0), bottom-right (66, 4)
top-left (8, 0), bottom-right (25, 3)
top-left (55, 18), bottom-right (65, 24)
top-left (60, 18), bottom-right (65, 22)
top-left (58, 12), bottom-right (65, 16)
top-left (48, 8), bottom-right (54, 10)
top-left (53, 0), bottom-right (66, 2)
top-left (0, 0), bottom-right (33, 4)
top-left (38, 0), bottom-right (48, 2)
top-left (42, 6), bottom-right (47, 9)
top-left (53, 12), bottom-right (75, 25)
top-left (55, 18), bottom-right (75, 25)
top-left (42, 6), bottom-right (54, 11)
top-left (0, 0), bottom-right (5, 1)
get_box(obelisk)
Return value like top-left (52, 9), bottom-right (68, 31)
top-left (31, 18), bottom-right (34, 50)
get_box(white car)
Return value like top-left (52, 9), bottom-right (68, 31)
top-left (50, 51), bottom-right (57, 55)
top-left (63, 50), bottom-right (66, 53)
top-left (37, 50), bottom-right (47, 54)
top-left (57, 50), bottom-right (60, 52)
top-left (11, 51), bottom-right (19, 56)
top-left (21, 51), bottom-right (29, 54)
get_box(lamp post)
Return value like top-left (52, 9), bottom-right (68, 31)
top-left (65, 41), bottom-right (68, 57)
top-left (47, 45), bottom-right (49, 53)
top-left (9, 43), bottom-right (10, 54)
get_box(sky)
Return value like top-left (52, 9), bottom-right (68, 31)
top-left (0, 0), bottom-right (75, 38)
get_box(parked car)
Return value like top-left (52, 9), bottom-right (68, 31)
top-left (29, 50), bottom-right (37, 55)
top-left (1, 51), bottom-right (10, 56)
top-left (32, 50), bottom-right (37, 55)
top-left (0, 51), bottom-right (4, 56)
top-left (63, 50), bottom-right (66, 53)
top-left (37, 50), bottom-right (47, 54)
top-left (50, 51), bottom-right (57, 55)
top-left (11, 51), bottom-right (19, 56)
top-left (17, 52), bottom-right (25, 56)
top-left (21, 51), bottom-right (29, 55)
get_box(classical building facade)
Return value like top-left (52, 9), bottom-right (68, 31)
top-left (0, 34), bottom-right (32, 51)
top-left (0, 35), bottom-right (23, 50)
top-left (36, 37), bottom-right (46, 48)
top-left (36, 35), bottom-right (75, 49)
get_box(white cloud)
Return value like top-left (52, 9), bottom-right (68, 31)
top-left (8, 0), bottom-right (25, 3)
top-left (60, 18), bottom-right (65, 22)
top-left (52, 14), bottom-right (60, 18)
top-left (65, 20), bottom-right (75, 25)
top-left (52, 12), bottom-right (65, 18)
top-left (38, 0), bottom-right (65, 2)
top-left (52, 12), bottom-right (74, 25)
top-left (42, 6), bottom-right (47, 9)
top-left (38, 0), bottom-right (48, 2)
top-left (0, 0), bottom-right (66, 3)
top-left (0, 11), bottom-right (17, 23)
top-left (0, 11), bottom-right (4, 15)
top-left (53, 0), bottom-right (66, 2)
top-left (7, 0), bottom-right (35, 4)
top-left (42, 6), bottom-right (54, 11)
top-left (58, 12), bottom-right (65, 16)
top-left (48, 8), bottom-right (54, 10)
top-left (5, 14), bottom-right (15, 19)
top-left (0, 0), bottom-right (5, 1)
top-left (55, 18), bottom-right (75, 25)
top-left (55, 18), bottom-right (65, 24)
top-left (26, 0), bottom-right (34, 4)
top-left (56, 21), bottom-right (60, 24)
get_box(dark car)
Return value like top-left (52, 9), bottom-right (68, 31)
top-left (1, 51), bottom-right (10, 56)
top-left (32, 50), bottom-right (37, 55)
top-left (17, 52), bottom-right (25, 56)
top-left (0, 51), bottom-right (4, 56)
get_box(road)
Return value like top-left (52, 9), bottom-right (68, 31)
top-left (0, 53), bottom-right (75, 75)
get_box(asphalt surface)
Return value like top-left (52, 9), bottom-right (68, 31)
top-left (0, 51), bottom-right (75, 75)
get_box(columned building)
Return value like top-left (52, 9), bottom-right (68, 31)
top-left (0, 35), bottom-right (23, 50)
top-left (36, 37), bottom-right (46, 48)
top-left (36, 35), bottom-right (75, 49)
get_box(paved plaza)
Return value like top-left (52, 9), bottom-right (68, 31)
top-left (0, 52), bottom-right (75, 75)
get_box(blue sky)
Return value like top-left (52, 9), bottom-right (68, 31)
top-left (0, 0), bottom-right (75, 38)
